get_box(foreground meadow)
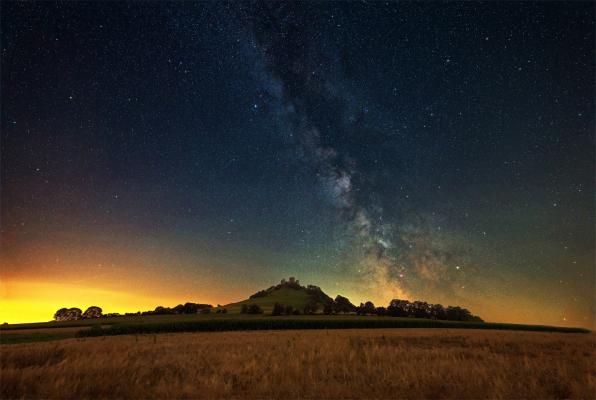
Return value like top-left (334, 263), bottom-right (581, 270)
top-left (1, 329), bottom-right (594, 399)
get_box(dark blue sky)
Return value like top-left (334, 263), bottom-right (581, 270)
top-left (1, 1), bottom-right (594, 326)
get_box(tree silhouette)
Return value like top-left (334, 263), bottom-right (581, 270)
top-left (357, 301), bottom-right (375, 315)
top-left (333, 295), bottom-right (357, 313)
top-left (54, 307), bottom-right (82, 321)
top-left (82, 306), bottom-right (102, 319)
top-left (375, 306), bottom-right (387, 316)
top-left (386, 299), bottom-right (482, 322)
top-left (247, 304), bottom-right (263, 314)
top-left (272, 302), bottom-right (284, 316)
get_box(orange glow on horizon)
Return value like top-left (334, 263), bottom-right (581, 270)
top-left (0, 279), bottom-right (218, 324)
top-left (0, 277), bottom-right (593, 329)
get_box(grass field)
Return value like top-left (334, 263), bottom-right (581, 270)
top-left (1, 329), bottom-right (593, 399)
top-left (223, 287), bottom-right (312, 313)
top-left (1, 314), bottom-right (589, 345)
top-left (2, 285), bottom-right (588, 344)
top-left (1, 314), bottom-right (589, 344)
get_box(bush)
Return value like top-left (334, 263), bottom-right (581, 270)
top-left (249, 289), bottom-right (269, 299)
top-left (284, 305), bottom-right (294, 315)
top-left (303, 301), bottom-right (319, 315)
top-left (272, 302), bottom-right (284, 316)
top-left (241, 304), bottom-right (248, 314)
top-left (247, 304), bottom-right (263, 314)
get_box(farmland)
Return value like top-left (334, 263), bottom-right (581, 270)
top-left (1, 279), bottom-right (589, 345)
top-left (1, 313), bottom-right (589, 345)
top-left (2, 328), bottom-right (594, 399)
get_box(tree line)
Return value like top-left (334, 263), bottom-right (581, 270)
top-left (264, 296), bottom-right (483, 322)
top-left (53, 302), bottom-right (218, 321)
top-left (148, 302), bottom-right (214, 315)
top-left (54, 306), bottom-right (103, 321)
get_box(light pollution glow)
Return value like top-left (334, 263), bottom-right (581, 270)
top-left (0, 273), bottom-right (592, 329)
top-left (0, 234), bottom-right (593, 328)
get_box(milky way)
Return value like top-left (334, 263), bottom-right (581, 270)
top-left (1, 1), bottom-right (593, 326)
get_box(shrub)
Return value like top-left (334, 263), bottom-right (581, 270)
top-left (249, 289), bottom-right (269, 299)
top-left (247, 304), bottom-right (263, 314)
top-left (303, 301), bottom-right (319, 315)
top-left (272, 302), bottom-right (284, 316)
top-left (284, 305), bottom-right (294, 315)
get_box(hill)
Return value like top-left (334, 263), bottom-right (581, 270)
top-left (223, 277), bottom-right (333, 314)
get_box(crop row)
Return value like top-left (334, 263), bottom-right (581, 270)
top-left (76, 317), bottom-right (589, 337)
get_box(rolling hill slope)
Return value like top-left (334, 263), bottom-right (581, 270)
top-left (223, 288), bottom-right (311, 313)
top-left (223, 279), bottom-right (333, 313)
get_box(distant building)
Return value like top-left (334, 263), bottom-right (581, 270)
top-left (285, 277), bottom-right (299, 286)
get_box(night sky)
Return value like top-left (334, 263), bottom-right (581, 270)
top-left (1, 2), bottom-right (594, 327)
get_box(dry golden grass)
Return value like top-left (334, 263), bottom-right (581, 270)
top-left (1, 329), bottom-right (594, 399)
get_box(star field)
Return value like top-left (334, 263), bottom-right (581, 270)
top-left (1, 2), bottom-right (594, 327)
